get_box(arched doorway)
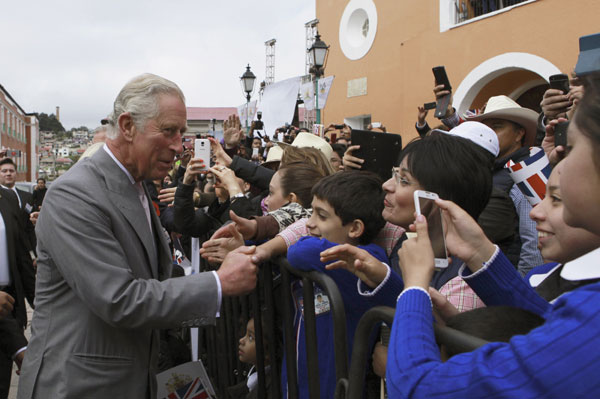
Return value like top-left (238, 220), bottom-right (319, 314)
top-left (453, 52), bottom-right (561, 115)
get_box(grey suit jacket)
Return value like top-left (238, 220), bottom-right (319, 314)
top-left (18, 148), bottom-right (220, 399)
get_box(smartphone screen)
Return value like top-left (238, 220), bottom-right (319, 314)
top-left (414, 191), bottom-right (448, 268)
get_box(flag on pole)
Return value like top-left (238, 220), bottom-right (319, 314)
top-left (300, 76), bottom-right (335, 110)
top-left (316, 76), bottom-right (334, 110)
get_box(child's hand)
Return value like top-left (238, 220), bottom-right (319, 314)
top-left (429, 287), bottom-right (459, 325)
top-left (397, 215), bottom-right (434, 289)
top-left (320, 244), bottom-right (387, 288)
top-left (200, 224), bottom-right (244, 264)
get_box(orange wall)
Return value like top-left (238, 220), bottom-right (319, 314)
top-left (317, 0), bottom-right (600, 141)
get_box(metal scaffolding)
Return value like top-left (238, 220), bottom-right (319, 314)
top-left (264, 39), bottom-right (276, 86)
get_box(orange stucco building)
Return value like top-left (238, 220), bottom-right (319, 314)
top-left (316, 0), bottom-right (600, 141)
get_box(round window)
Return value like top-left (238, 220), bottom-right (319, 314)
top-left (339, 0), bottom-right (378, 60)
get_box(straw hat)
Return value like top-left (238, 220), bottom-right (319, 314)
top-left (263, 145), bottom-right (283, 165)
top-left (466, 95), bottom-right (539, 147)
top-left (277, 132), bottom-right (333, 159)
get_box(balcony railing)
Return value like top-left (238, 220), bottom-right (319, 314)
top-left (455, 0), bottom-right (530, 24)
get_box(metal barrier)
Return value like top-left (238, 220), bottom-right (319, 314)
top-left (277, 256), bottom-right (349, 399)
top-left (196, 255), bottom-right (350, 399)
top-left (197, 255), bottom-right (493, 399)
top-left (337, 306), bottom-right (490, 399)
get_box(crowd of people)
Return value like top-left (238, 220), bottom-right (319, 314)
top-left (0, 32), bottom-right (598, 399)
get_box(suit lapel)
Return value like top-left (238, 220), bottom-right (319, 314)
top-left (91, 149), bottom-right (157, 278)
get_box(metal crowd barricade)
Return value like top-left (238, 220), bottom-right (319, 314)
top-left (276, 256), bottom-right (350, 399)
top-left (337, 306), bottom-right (490, 399)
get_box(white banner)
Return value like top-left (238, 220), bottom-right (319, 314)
top-left (300, 76), bottom-right (335, 111)
top-left (237, 100), bottom-right (258, 128)
top-left (300, 81), bottom-right (315, 111)
top-left (257, 76), bottom-right (302, 139)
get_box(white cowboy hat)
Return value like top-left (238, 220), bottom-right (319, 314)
top-left (466, 95), bottom-right (539, 147)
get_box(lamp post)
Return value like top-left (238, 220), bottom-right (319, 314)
top-left (240, 64), bottom-right (257, 133)
top-left (308, 33), bottom-right (330, 125)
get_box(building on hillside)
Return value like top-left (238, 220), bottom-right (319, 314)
top-left (316, 0), bottom-right (600, 139)
top-left (0, 84), bottom-right (38, 181)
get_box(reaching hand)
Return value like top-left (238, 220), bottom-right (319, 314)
top-left (435, 199), bottom-right (496, 272)
top-left (217, 246), bottom-right (258, 296)
top-left (209, 137), bottom-right (232, 167)
top-left (200, 224), bottom-right (244, 264)
top-left (342, 145), bottom-right (363, 170)
top-left (397, 215), bottom-right (435, 289)
top-left (433, 84), bottom-right (454, 118)
top-left (540, 88), bottom-right (571, 122)
top-left (183, 158), bottom-right (207, 185)
top-left (321, 244), bottom-right (388, 288)
top-left (0, 292), bottom-right (14, 318)
top-left (223, 114), bottom-right (244, 149)
top-left (225, 210), bottom-right (258, 240)
top-left (417, 106), bottom-right (428, 125)
top-left (209, 165), bottom-right (241, 195)
top-left (429, 287), bottom-right (459, 325)
top-left (541, 117), bottom-right (568, 166)
top-left (157, 187), bottom-right (177, 206)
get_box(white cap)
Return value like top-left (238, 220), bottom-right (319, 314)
top-left (444, 121), bottom-right (499, 157)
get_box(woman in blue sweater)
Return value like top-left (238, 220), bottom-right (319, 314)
top-left (386, 74), bottom-right (600, 398)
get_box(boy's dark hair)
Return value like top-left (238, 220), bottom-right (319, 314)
top-left (0, 158), bottom-right (15, 167)
top-left (399, 134), bottom-right (492, 219)
top-left (311, 171), bottom-right (385, 244)
top-left (444, 306), bottom-right (544, 357)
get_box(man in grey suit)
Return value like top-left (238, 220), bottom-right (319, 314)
top-left (17, 73), bottom-right (259, 398)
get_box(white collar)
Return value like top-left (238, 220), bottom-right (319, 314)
top-left (103, 144), bottom-right (136, 184)
top-left (528, 263), bottom-right (562, 287)
top-left (560, 247), bottom-right (600, 281)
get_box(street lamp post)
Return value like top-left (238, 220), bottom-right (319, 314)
top-left (308, 33), bottom-right (330, 125)
top-left (240, 64), bottom-right (257, 134)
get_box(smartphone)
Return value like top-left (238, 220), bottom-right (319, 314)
top-left (334, 124), bottom-right (345, 130)
top-left (330, 132), bottom-right (337, 143)
top-left (252, 147), bottom-right (259, 157)
top-left (424, 102), bottom-right (437, 110)
top-left (194, 139), bottom-right (210, 171)
top-left (554, 121), bottom-right (569, 147)
top-left (432, 66), bottom-right (452, 92)
top-left (371, 122), bottom-right (381, 128)
top-left (413, 190), bottom-right (449, 269)
top-left (549, 74), bottom-right (570, 94)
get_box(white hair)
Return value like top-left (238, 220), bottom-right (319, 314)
top-left (106, 73), bottom-right (185, 139)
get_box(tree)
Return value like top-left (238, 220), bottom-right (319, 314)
top-left (35, 112), bottom-right (65, 133)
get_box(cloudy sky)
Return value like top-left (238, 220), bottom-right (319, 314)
top-left (0, 1), bottom-right (315, 130)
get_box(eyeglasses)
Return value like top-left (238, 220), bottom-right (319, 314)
top-left (391, 167), bottom-right (411, 186)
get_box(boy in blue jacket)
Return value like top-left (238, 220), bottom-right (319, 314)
top-left (284, 171), bottom-right (389, 399)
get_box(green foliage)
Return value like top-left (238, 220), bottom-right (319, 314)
top-left (35, 112), bottom-right (65, 133)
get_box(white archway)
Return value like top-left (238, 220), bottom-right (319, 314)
top-left (453, 52), bottom-right (561, 115)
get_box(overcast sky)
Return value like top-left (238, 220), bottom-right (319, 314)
top-left (0, 1), bottom-right (315, 130)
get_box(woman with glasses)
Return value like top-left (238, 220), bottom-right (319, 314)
top-left (322, 133), bottom-right (493, 301)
